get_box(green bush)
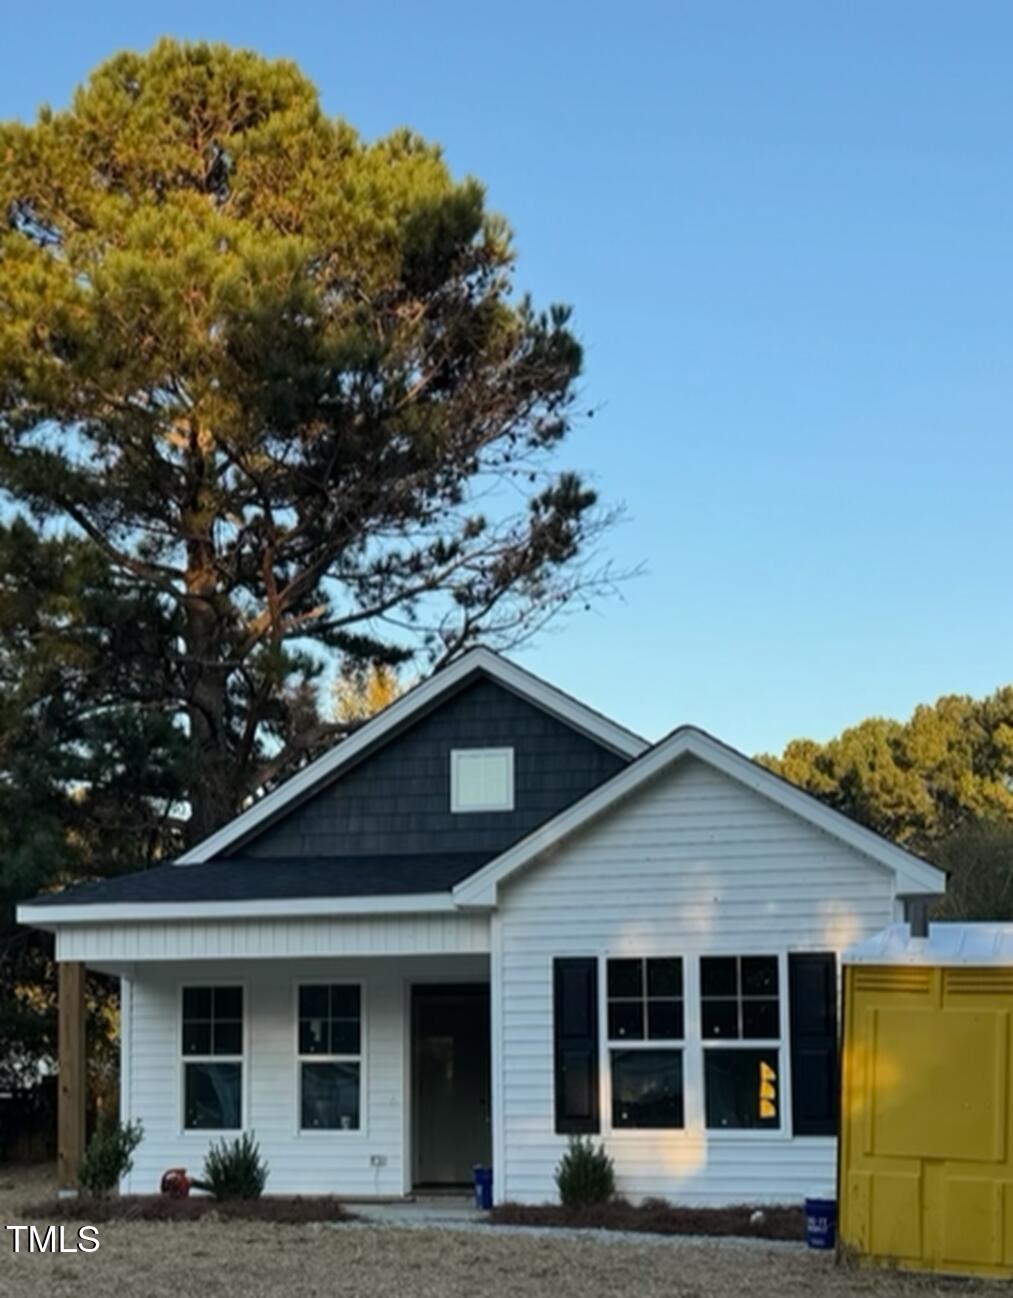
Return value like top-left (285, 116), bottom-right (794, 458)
top-left (78, 1117), bottom-right (144, 1197)
top-left (202, 1132), bottom-right (268, 1201)
top-left (555, 1135), bottom-right (615, 1208)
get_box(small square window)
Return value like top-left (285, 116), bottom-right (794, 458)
top-left (450, 748), bottom-right (514, 813)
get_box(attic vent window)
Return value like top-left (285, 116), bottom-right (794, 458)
top-left (451, 747), bottom-right (514, 813)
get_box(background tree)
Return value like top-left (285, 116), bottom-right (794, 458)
top-left (0, 40), bottom-right (621, 849)
top-left (332, 662), bottom-right (403, 725)
top-left (931, 819), bottom-right (1013, 922)
top-left (760, 686), bottom-right (1013, 854)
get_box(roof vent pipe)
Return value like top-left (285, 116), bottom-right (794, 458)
top-left (906, 897), bottom-right (930, 940)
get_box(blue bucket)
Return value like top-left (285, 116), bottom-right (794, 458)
top-left (473, 1165), bottom-right (493, 1210)
top-left (804, 1197), bottom-right (836, 1250)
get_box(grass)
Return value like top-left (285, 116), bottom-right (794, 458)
top-left (490, 1198), bottom-right (806, 1241)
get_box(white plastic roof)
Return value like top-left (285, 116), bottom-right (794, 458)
top-left (844, 922), bottom-right (1013, 967)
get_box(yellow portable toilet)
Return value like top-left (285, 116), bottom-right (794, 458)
top-left (840, 922), bottom-right (1013, 1279)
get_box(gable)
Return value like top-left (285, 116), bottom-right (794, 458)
top-left (503, 753), bottom-right (890, 908)
top-left (453, 726), bottom-right (947, 906)
top-left (227, 674), bottom-right (629, 861)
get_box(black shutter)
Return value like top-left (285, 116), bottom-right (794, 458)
top-left (553, 957), bottom-right (600, 1134)
top-left (788, 952), bottom-right (839, 1136)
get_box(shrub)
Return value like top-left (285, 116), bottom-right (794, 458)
top-left (78, 1117), bottom-right (144, 1196)
top-left (202, 1132), bottom-right (268, 1201)
top-left (554, 1135), bottom-right (615, 1208)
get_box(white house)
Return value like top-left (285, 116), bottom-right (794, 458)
top-left (18, 648), bottom-right (945, 1204)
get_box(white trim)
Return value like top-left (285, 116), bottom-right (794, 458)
top-left (453, 726), bottom-right (947, 907)
top-left (489, 912), bottom-right (506, 1206)
top-left (178, 648), bottom-right (647, 864)
top-left (17, 891), bottom-right (458, 927)
top-left (293, 978), bottom-right (367, 1138)
top-left (450, 747), bottom-right (515, 814)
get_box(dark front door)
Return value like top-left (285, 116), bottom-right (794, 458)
top-left (412, 984), bottom-right (491, 1186)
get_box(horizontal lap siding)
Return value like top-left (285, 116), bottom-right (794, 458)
top-left (123, 954), bottom-right (487, 1196)
top-left (58, 912), bottom-right (490, 962)
top-left (495, 755), bottom-right (894, 1206)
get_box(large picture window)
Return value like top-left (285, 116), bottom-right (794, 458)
top-left (607, 957), bottom-right (684, 1129)
top-left (298, 984), bottom-right (362, 1131)
top-left (701, 956), bottom-right (781, 1130)
top-left (182, 986), bottom-right (243, 1130)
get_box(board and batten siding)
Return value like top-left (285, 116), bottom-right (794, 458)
top-left (122, 954), bottom-right (487, 1196)
top-left (493, 753), bottom-right (899, 1206)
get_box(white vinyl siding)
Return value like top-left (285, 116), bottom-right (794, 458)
top-left (493, 753), bottom-right (897, 1206)
top-left (121, 954), bottom-right (487, 1196)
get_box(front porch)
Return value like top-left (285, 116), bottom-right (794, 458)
top-left (58, 944), bottom-right (493, 1199)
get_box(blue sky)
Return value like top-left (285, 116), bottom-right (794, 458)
top-left (3, 2), bottom-right (1012, 753)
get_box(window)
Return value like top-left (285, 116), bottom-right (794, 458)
top-left (182, 986), bottom-right (243, 1130)
top-left (701, 956), bottom-right (779, 1040)
top-left (607, 957), bottom-right (684, 1129)
top-left (450, 748), bottom-right (514, 813)
top-left (701, 956), bottom-right (781, 1130)
top-left (612, 1049), bottom-right (684, 1129)
top-left (298, 985), bottom-right (362, 1131)
top-left (607, 958), bottom-right (684, 1040)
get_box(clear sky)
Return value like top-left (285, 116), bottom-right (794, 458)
top-left (3, 2), bottom-right (1012, 753)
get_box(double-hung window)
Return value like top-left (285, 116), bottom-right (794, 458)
top-left (606, 957), bottom-right (684, 1129)
top-left (701, 955), bottom-right (781, 1130)
top-left (298, 984), bottom-right (362, 1131)
top-left (182, 986), bottom-right (243, 1130)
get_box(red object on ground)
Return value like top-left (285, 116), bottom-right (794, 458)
top-left (160, 1168), bottom-right (191, 1197)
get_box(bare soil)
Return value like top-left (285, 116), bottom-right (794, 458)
top-left (0, 1164), bottom-right (995, 1298)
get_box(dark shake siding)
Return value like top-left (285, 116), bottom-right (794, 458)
top-left (232, 674), bottom-right (629, 859)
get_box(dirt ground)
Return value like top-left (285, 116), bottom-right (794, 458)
top-left (0, 1165), bottom-right (993, 1298)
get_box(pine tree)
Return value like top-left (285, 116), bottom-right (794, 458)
top-left (0, 40), bottom-right (618, 845)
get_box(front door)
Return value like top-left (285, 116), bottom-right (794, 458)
top-left (412, 984), bottom-right (491, 1186)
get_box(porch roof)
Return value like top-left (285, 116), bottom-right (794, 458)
top-left (26, 851), bottom-right (493, 907)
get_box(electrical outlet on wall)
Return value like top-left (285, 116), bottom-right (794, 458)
top-left (369, 1154), bottom-right (387, 1168)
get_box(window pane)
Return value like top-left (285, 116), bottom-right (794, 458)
top-left (608, 1001), bottom-right (644, 1041)
top-left (647, 959), bottom-right (682, 997)
top-left (182, 1021), bottom-right (212, 1056)
top-left (329, 986), bottom-right (360, 1018)
top-left (184, 1062), bottom-right (241, 1130)
top-left (701, 957), bottom-right (737, 997)
top-left (213, 986), bottom-right (243, 1020)
top-left (647, 999), bottom-right (683, 1040)
top-left (702, 1000), bottom-right (738, 1040)
top-left (299, 1017), bottom-right (329, 1055)
top-left (301, 1062), bottom-right (360, 1130)
top-left (330, 1019), bottom-right (361, 1055)
top-left (611, 1050), bottom-right (684, 1129)
top-left (607, 959), bottom-right (642, 999)
top-left (214, 1021), bottom-right (243, 1056)
top-left (182, 987), bottom-right (212, 1021)
top-left (742, 999), bottom-right (779, 1040)
top-left (300, 985), bottom-right (328, 1019)
top-left (741, 957), bottom-right (778, 997)
top-left (704, 1050), bottom-right (779, 1129)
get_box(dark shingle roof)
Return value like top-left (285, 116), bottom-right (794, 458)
top-left (28, 852), bottom-right (493, 907)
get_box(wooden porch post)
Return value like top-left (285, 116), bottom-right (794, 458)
top-left (57, 961), bottom-right (86, 1193)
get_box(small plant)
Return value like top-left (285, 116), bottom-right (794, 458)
top-left (555, 1135), bottom-right (615, 1208)
top-left (202, 1132), bottom-right (268, 1201)
top-left (78, 1117), bottom-right (144, 1197)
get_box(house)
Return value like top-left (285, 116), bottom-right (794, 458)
top-left (17, 648), bottom-right (946, 1204)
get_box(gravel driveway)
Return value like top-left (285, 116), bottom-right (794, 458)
top-left (0, 1168), bottom-right (991, 1298)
